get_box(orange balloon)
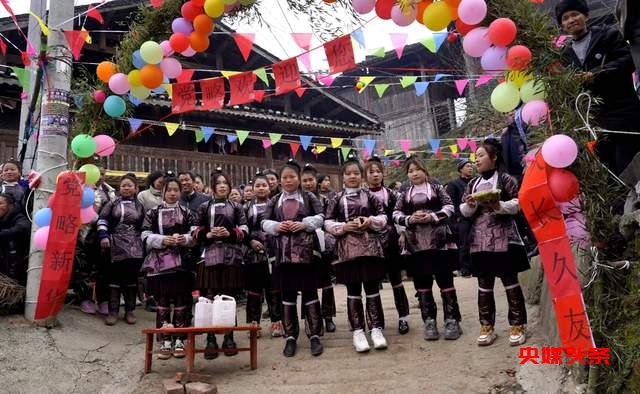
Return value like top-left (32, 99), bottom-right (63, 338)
top-left (193, 14), bottom-right (214, 34)
top-left (189, 32), bottom-right (210, 52)
top-left (415, 1), bottom-right (433, 24)
top-left (140, 64), bottom-right (164, 89)
top-left (96, 61), bottom-right (117, 83)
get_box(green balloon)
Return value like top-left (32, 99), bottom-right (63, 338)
top-left (79, 164), bottom-right (100, 185)
top-left (130, 85), bottom-right (151, 100)
top-left (71, 134), bottom-right (97, 158)
top-left (520, 80), bottom-right (546, 103)
top-left (491, 82), bottom-right (521, 113)
top-left (139, 41), bottom-right (163, 65)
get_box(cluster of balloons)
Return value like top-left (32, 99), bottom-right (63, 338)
top-left (540, 134), bottom-right (580, 203)
top-left (71, 133), bottom-right (116, 159)
top-left (353, 0), bottom-right (464, 30)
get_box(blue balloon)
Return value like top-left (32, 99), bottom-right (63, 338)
top-left (34, 207), bottom-right (52, 227)
top-left (81, 186), bottom-right (95, 208)
top-left (132, 50), bottom-right (146, 69)
top-left (103, 95), bottom-right (126, 117)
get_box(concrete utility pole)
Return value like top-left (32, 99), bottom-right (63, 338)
top-left (17, 0), bottom-right (46, 169)
top-left (25, 0), bottom-right (75, 322)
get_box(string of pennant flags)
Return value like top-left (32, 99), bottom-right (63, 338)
top-left (121, 115), bottom-right (488, 165)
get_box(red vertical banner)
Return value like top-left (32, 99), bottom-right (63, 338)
top-left (200, 77), bottom-right (225, 110)
top-left (171, 82), bottom-right (196, 113)
top-left (228, 71), bottom-right (256, 106)
top-left (519, 153), bottom-right (594, 351)
top-left (35, 172), bottom-right (84, 320)
top-left (272, 58), bottom-right (301, 95)
top-left (324, 35), bottom-right (356, 75)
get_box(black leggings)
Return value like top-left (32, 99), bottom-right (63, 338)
top-left (282, 289), bottom-right (319, 305)
top-left (477, 273), bottom-right (518, 289)
top-left (413, 271), bottom-right (455, 292)
top-left (346, 281), bottom-right (380, 297)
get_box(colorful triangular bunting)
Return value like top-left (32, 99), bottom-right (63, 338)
top-left (369, 47), bottom-right (385, 58)
top-left (227, 135), bottom-right (238, 143)
top-left (455, 79), bottom-right (469, 96)
top-left (128, 118), bottom-right (143, 132)
top-left (414, 81), bottom-right (429, 96)
top-left (63, 30), bottom-right (89, 60)
top-left (236, 130), bottom-right (250, 145)
top-left (315, 145), bottom-right (327, 155)
top-left (340, 147), bottom-right (352, 161)
top-left (201, 126), bottom-right (214, 143)
top-left (399, 139), bottom-right (411, 154)
top-left (164, 122), bottom-right (179, 136)
top-left (290, 142), bottom-right (301, 157)
top-left (389, 33), bottom-right (408, 59)
top-left (254, 68), bottom-right (269, 85)
top-left (233, 33), bottom-right (255, 62)
top-left (475, 74), bottom-right (493, 87)
top-left (457, 138), bottom-right (468, 151)
top-left (400, 76), bottom-right (418, 88)
top-left (269, 133), bottom-right (282, 145)
top-left (330, 138), bottom-right (343, 149)
top-left (363, 139), bottom-right (376, 156)
top-left (358, 76), bottom-right (376, 93)
top-left (10, 67), bottom-right (30, 91)
top-left (291, 33), bottom-right (312, 50)
top-left (430, 138), bottom-right (441, 151)
top-left (374, 84), bottom-right (390, 98)
top-left (300, 135), bottom-right (312, 151)
top-left (262, 139), bottom-right (271, 149)
top-left (351, 28), bottom-right (366, 49)
top-left (87, 5), bottom-right (104, 24)
top-left (195, 129), bottom-right (204, 143)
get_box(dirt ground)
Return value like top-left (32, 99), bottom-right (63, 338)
top-left (0, 277), bottom-right (574, 394)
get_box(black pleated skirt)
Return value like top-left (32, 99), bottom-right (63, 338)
top-left (333, 257), bottom-right (386, 285)
top-left (146, 270), bottom-right (194, 299)
top-left (197, 263), bottom-right (244, 292)
top-left (471, 244), bottom-right (530, 277)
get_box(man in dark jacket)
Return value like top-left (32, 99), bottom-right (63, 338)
top-left (446, 159), bottom-right (474, 277)
top-left (0, 193), bottom-right (30, 285)
top-left (557, 0), bottom-right (640, 175)
top-left (617, 0), bottom-right (640, 74)
top-left (178, 171), bottom-right (211, 214)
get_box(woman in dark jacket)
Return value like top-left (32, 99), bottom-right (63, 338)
top-left (365, 155), bottom-right (411, 335)
top-left (325, 156), bottom-right (389, 353)
top-left (195, 170), bottom-right (248, 359)
top-left (557, 0), bottom-right (640, 175)
top-left (141, 177), bottom-right (196, 360)
top-left (460, 138), bottom-right (529, 347)
top-left (97, 174), bottom-right (145, 326)
top-left (0, 193), bottom-right (30, 285)
top-left (393, 156), bottom-right (462, 342)
top-left (262, 160), bottom-right (326, 357)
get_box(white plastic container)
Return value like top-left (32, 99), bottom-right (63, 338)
top-left (194, 297), bottom-right (213, 327)
top-left (211, 294), bottom-right (236, 327)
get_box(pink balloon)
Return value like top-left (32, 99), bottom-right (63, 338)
top-left (521, 100), bottom-right (549, 126)
top-left (458, 0), bottom-right (487, 25)
top-left (80, 206), bottom-right (97, 224)
top-left (34, 226), bottom-right (50, 249)
top-left (108, 73), bottom-right (131, 95)
top-left (160, 40), bottom-right (175, 57)
top-left (94, 134), bottom-right (116, 157)
top-left (480, 46), bottom-right (507, 74)
top-left (160, 57), bottom-right (183, 79)
top-left (462, 27), bottom-right (491, 58)
top-left (541, 134), bottom-right (578, 168)
top-left (93, 90), bottom-right (106, 103)
top-left (181, 46), bottom-right (196, 57)
top-left (352, 0), bottom-right (375, 14)
top-left (390, 4), bottom-right (415, 26)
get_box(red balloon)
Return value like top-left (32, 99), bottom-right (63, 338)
top-left (548, 168), bottom-right (580, 202)
top-left (181, 1), bottom-right (203, 22)
top-left (455, 19), bottom-right (476, 36)
top-left (506, 45), bottom-right (532, 70)
top-left (488, 18), bottom-right (517, 47)
top-left (93, 89), bottom-right (106, 103)
top-left (191, 0), bottom-right (206, 6)
top-left (375, 0), bottom-right (394, 20)
top-left (170, 32), bottom-right (190, 53)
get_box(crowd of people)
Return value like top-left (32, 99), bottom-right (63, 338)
top-left (1, 136), bottom-right (533, 361)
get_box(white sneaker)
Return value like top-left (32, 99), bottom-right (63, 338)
top-left (352, 329), bottom-right (370, 352)
top-left (157, 340), bottom-right (172, 360)
top-left (173, 339), bottom-right (186, 358)
top-left (509, 325), bottom-right (526, 346)
top-left (370, 328), bottom-right (388, 350)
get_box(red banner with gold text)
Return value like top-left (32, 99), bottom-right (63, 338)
top-left (34, 172), bottom-right (84, 320)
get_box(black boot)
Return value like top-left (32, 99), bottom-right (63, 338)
top-left (155, 306), bottom-right (171, 343)
top-left (321, 287), bottom-right (336, 333)
top-left (222, 331), bottom-right (238, 357)
top-left (441, 289), bottom-right (462, 340)
top-left (283, 337), bottom-right (297, 357)
top-left (418, 290), bottom-right (438, 340)
top-left (304, 300), bottom-right (324, 356)
top-left (105, 286), bottom-right (120, 326)
top-left (365, 293), bottom-right (385, 331)
top-left (123, 284), bottom-right (137, 325)
top-left (478, 288), bottom-right (496, 327)
top-left (392, 285), bottom-right (410, 334)
top-left (246, 292), bottom-right (263, 325)
top-left (347, 296), bottom-right (365, 331)
top-left (282, 302), bottom-right (299, 357)
top-left (505, 283), bottom-right (527, 326)
top-left (204, 333), bottom-right (219, 360)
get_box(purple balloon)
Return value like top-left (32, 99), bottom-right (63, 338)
top-left (172, 17), bottom-right (194, 35)
top-left (160, 40), bottom-right (174, 57)
top-left (463, 27), bottom-right (491, 58)
top-left (480, 46), bottom-right (507, 75)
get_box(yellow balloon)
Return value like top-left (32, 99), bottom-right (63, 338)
top-left (130, 85), bottom-right (151, 100)
top-left (520, 80), bottom-right (546, 103)
top-left (506, 71), bottom-right (533, 88)
top-left (491, 82), bottom-right (521, 113)
top-left (128, 70), bottom-right (142, 87)
top-left (204, 0), bottom-right (224, 18)
top-left (423, 2), bottom-right (452, 32)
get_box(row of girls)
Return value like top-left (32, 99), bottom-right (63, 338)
top-left (95, 137), bottom-right (529, 360)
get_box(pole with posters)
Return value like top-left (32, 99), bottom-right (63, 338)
top-left (24, 0), bottom-right (75, 322)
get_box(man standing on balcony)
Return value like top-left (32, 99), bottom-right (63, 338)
top-left (178, 171), bottom-right (211, 214)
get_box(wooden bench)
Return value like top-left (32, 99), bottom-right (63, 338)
top-left (142, 324), bottom-right (260, 374)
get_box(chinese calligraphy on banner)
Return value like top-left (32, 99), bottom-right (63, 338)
top-left (35, 172), bottom-right (84, 320)
top-left (171, 81), bottom-right (196, 113)
top-left (200, 77), bottom-right (225, 110)
top-left (519, 154), bottom-right (594, 352)
top-left (228, 71), bottom-right (256, 106)
top-left (324, 35), bottom-right (356, 75)
top-left (272, 58), bottom-right (301, 95)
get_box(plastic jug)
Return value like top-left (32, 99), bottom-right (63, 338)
top-left (211, 295), bottom-right (236, 327)
top-left (194, 297), bottom-right (213, 327)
